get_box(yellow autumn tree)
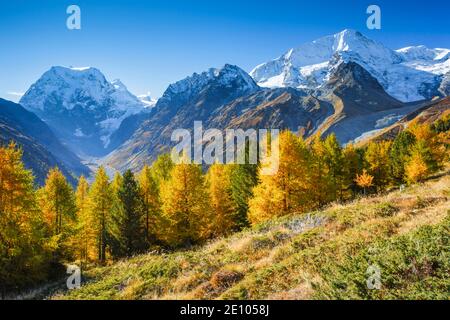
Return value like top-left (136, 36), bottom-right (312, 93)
top-left (88, 167), bottom-right (112, 263)
top-left (405, 154), bottom-right (428, 184)
top-left (74, 176), bottom-right (95, 264)
top-left (409, 121), bottom-right (435, 141)
top-left (408, 122), bottom-right (447, 173)
top-left (365, 140), bottom-right (392, 191)
top-left (309, 134), bottom-right (332, 207)
top-left (404, 145), bottom-right (430, 184)
top-left (111, 172), bottom-right (123, 194)
top-left (355, 169), bottom-right (374, 195)
top-left (38, 167), bottom-right (77, 260)
top-left (159, 159), bottom-right (212, 247)
top-left (0, 143), bottom-right (48, 293)
top-left (39, 168), bottom-right (76, 236)
top-left (323, 134), bottom-right (345, 201)
top-left (248, 131), bottom-right (311, 225)
top-left (205, 163), bottom-right (236, 236)
top-left (138, 164), bottom-right (161, 244)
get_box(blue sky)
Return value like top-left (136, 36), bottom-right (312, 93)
top-left (1, 0), bottom-right (449, 102)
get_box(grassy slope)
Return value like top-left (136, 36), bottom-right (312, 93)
top-left (54, 173), bottom-right (450, 300)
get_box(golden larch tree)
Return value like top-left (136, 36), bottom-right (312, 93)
top-left (138, 164), bottom-right (161, 244)
top-left (39, 167), bottom-right (76, 236)
top-left (405, 149), bottom-right (429, 184)
top-left (159, 159), bottom-right (212, 247)
top-left (309, 134), bottom-right (332, 207)
top-left (88, 166), bottom-right (112, 263)
top-left (355, 169), bottom-right (374, 195)
top-left (74, 175), bottom-right (95, 264)
top-left (248, 131), bottom-right (311, 225)
top-left (0, 143), bottom-right (48, 294)
top-left (206, 163), bottom-right (236, 236)
top-left (365, 140), bottom-right (392, 191)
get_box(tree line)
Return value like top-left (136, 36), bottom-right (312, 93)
top-left (0, 117), bottom-right (448, 295)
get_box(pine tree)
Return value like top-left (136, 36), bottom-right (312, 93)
top-left (88, 167), bottom-right (112, 263)
top-left (229, 162), bottom-right (258, 230)
top-left (227, 139), bottom-right (259, 230)
top-left (206, 163), bottom-right (236, 236)
top-left (108, 172), bottom-right (124, 257)
top-left (342, 143), bottom-right (363, 199)
top-left (110, 170), bottom-right (146, 258)
top-left (111, 172), bottom-right (123, 194)
top-left (390, 131), bottom-right (416, 183)
top-left (160, 159), bottom-right (212, 247)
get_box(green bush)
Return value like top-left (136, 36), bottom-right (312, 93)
top-left (313, 213), bottom-right (450, 300)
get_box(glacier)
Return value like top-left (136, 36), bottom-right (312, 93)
top-left (250, 29), bottom-right (450, 102)
top-left (20, 66), bottom-right (146, 156)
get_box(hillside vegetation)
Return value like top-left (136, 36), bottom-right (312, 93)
top-left (54, 172), bottom-right (450, 300)
top-left (2, 114), bottom-right (448, 298)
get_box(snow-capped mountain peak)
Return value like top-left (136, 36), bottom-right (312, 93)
top-left (215, 64), bottom-right (259, 90)
top-left (250, 29), bottom-right (398, 91)
top-left (138, 92), bottom-right (158, 108)
top-left (250, 29), bottom-right (449, 102)
top-left (163, 64), bottom-right (259, 101)
top-left (20, 66), bottom-right (146, 156)
top-left (22, 66), bottom-right (109, 110)
top-left (111, 79), bottom-right (128, 91)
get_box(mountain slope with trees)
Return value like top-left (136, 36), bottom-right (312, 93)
top-left (2, 114), bottom-right (448, 298)
top-left (0, 98), bottom-right (89, 185)
top-left (52, 171), bottom-right (449, 300)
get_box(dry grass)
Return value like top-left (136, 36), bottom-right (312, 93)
top-left (53, 172), bottom-right (449, 300)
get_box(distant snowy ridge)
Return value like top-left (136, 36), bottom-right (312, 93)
top-left (138, 92), bottom-right (158, 108)
top-left (396, 46), bottom-right (450, 75)
top-left (250, 29), bottom-right (450, 102)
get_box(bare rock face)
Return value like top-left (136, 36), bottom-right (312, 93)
top-left (106, 61), bottom-right (425, 172)
top-left (318, 62), bottom-right (424, 144)
top-left (208, 87), bottom-right (333, 135)
top-left (105, 64), bottom-right (261, 171)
